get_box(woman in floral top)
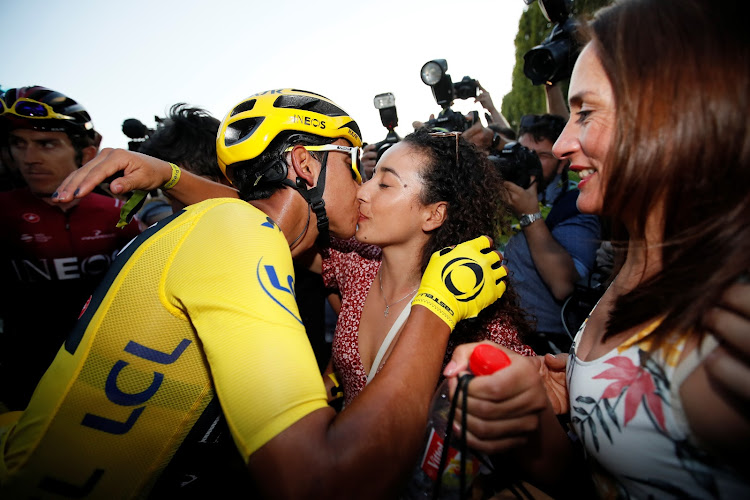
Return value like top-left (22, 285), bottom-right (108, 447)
top-left (321, 128), bottom-right (535, 407)
top-left (446, 1), bottom-right (750, 498)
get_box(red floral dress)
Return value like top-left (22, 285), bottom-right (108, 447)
top-left (322, 237), bottom-right (534, 407)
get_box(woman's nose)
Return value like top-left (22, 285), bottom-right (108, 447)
top-left (552, 121), bottom-right (578, 160)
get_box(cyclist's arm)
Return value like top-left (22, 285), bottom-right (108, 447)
top-left (249, 306), bottom-right (450, 500)
top-left (53, 148), bottom-right (238, 206)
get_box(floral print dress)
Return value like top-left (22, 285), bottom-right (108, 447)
top-left (567, 317), bottom-right (749, 499)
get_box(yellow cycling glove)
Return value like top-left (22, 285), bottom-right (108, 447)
top-left (412, 236), bottom-right (507, 332)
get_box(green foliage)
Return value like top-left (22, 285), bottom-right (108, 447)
top-left (501, 0), bottom-right (613, 131)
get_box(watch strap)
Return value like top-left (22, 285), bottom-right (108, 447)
top-left (519, 211), bottom-right (543, 228)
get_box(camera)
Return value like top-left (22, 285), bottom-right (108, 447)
top-left (523, 0), bottom-right (580, 86)
top-left (453, 75), bottom-right (479, 100)
top-left (488, 141), bottom-right (543, 189)
top-left (372, 92), bottom-right (401, 161)
top-left (122, 117), bottom-right (159, 152)
top-left (424, 109), bottom-right (480, 134)
top-left (420, 59), bottom-right (481, 132)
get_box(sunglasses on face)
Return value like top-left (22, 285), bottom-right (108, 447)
top-left (285, 144), bottom-right (363, 185)
top-left (0, 97), bottom-right (76, 121)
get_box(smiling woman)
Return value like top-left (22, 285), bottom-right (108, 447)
top-left (454, 0), bottom-right (750, 498)
top-left (552, 0), bottom-right (750, 493)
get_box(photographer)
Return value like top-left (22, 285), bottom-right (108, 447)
top-left (503, 114), bottom-right (600, 354)
top-left (463, 82), bottom-right (568, 153)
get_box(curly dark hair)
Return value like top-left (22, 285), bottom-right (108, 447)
top-left (403, 127), bottom-right (534, 346)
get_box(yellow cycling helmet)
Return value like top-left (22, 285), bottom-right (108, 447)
top-left (217, 88), bottom-right (362, 183)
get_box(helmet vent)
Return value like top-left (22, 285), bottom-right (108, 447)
top-left (340, 120), bottom-right (362, 141)
top-left (274, 95), bottom-right (346, 117)
top-left (224, 117), bottom-right (263, 146)
top-left (230, 99), bottom-right (256, 117)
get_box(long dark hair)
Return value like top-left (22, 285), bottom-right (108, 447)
top-left (589, 0), bottom-right (750, 344)
top-left (403, 128), bottom-right (534, 344)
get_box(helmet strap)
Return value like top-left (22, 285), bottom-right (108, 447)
top-left (281, 151), bottom-right (331, 247)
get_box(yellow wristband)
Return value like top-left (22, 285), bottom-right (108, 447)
top-left (162, 162), bottom-right (181, 190)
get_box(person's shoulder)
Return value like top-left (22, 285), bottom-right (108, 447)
top-left (188, 198), bottom-right (267, 222)
top-left (0, 188), bottom-right (44, 219)
top-left (186, 198), bottom-right (286, 243)
top-left (0, 187), bottom-right (34, 203)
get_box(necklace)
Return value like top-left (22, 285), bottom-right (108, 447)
top-left (378, 268), bottom-right (419, 317)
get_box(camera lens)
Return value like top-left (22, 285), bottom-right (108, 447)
top-left (523, 49), bottom-right (557, 85)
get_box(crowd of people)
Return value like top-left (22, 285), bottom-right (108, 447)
top-left (1, 0), bottom-right (748, 498)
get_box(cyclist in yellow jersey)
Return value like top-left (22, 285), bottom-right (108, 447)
top-left (1, 89), bottom-right (509, 499)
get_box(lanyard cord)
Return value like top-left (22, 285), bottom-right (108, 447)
top-left (433, 373), bottom-right (474, 500)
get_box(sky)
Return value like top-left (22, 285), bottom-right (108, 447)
top-left (2, 0), bottom-right (529, 150)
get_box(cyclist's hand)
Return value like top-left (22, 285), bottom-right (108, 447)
top-left (412, 235), bottom-right (507, 331)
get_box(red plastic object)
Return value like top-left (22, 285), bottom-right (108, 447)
top-left (469, 344), bottom-right (511, 375)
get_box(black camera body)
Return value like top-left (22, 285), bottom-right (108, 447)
top-left (374, 129), bottom-right (400, 161)
top-left (424, 108), bottom-right (479, 133)
top-left (523, 0), bottom-right (579, 86)
top-left (453, 76), bottom-right (479, 100)
top-left (489, 141), bottom-right (543, 189)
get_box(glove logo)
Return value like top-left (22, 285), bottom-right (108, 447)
top-left (441, 257), bottom-right (485, 302)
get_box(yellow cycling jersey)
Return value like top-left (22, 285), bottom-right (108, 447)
top-left (0, 198), bottom-right (328, 498)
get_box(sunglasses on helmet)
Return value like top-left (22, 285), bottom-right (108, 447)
top-left (0, 97), bottom-right (77, 122)
top-left (285, 144), bottom-right (362, 185)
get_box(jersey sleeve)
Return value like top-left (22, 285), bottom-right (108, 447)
top-left (164, 201), bottom-right (328, 461)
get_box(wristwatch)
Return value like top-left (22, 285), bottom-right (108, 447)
top-left (519, 211), bottom-right (543, 228)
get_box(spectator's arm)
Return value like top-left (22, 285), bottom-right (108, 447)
top-left (550, 214), bottom-right (601, 287)
top-left (681, 318), bottom-right (750, 473)
top-left (505, 181), bottom-right (579, 301)
top-left (462, 121), bottom-right (495, 151)
top-left (523, 217), bottom-right (579, 300)
top-left (703, 280), bottom-right (750, 407)
top-left (53, 148), bottom-right (238, 206)
top-left (476, 83), bottom-right (512, 130)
